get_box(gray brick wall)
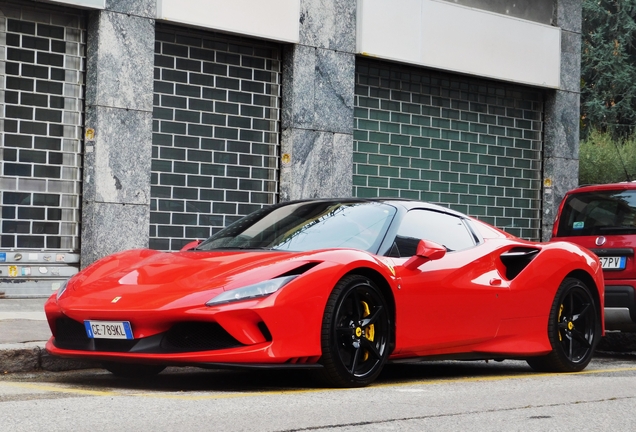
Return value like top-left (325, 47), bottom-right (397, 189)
top-left (354, 59), bottom-right (543, 240)
top-left (150, 25), bottom-right (281, 250)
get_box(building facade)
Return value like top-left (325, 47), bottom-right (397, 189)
top-left (0, 0), bottom-right (581, 297)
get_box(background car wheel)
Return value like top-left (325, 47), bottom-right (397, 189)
top-left (320, 274), bottom-right (391, 387)
top-left (102, 362), bottom-right (166, 378)
top-left (526, 277), bottom-right (600, 372)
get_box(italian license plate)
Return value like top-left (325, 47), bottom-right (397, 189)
top-left (599, 256), bottom-right (626, 270)
top-left (84, 320), bottom-right (133, 339)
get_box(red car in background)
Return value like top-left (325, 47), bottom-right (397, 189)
top-left (552, 182), bottom-right (636, 332)
top-left (46, 199), bottom-right (603, 387)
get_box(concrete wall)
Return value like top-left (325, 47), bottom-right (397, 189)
top-left (80, 1), bottom-right (155, 264)
top-left (542, 0), bottom-right (582, 240)
top-left (279, 0), bottom-right (356, 200)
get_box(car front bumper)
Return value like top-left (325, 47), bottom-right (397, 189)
top-left (44, 291), bottom-right (326, 366)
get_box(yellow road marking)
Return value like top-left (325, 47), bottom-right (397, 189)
top-left (0, 381), bottom-right (336, 401)
top-left (1, 366), bottom-right (636, 401)
top-left (0, 382), bottom-right (119, 397)
top-left (373, 366), bottom-right (636, 389)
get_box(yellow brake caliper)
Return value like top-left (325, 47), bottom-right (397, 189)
top-left (558, 304), bottom-right (564, 341)
top-left (361, 301), bottom-right (375, 361)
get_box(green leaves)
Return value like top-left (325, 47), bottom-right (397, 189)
top-left (580, 2), bottom-right (636, 184)
top-left (582, 0), bottom-right (636, 138)
top-left (579, 130), bottom-right (636, 184)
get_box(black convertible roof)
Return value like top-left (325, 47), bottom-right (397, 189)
top-left (273, 198), bottom-right (469, 218)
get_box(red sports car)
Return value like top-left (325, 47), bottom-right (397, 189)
top-left (45, 199), bottom-right (604, 387)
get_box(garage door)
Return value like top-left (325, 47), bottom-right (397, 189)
top-left (151, 25), bottom-right (281, 251)
top-left (0, 2), bottom-right (84, 297)
top-left (354, 59), bottom-right (543, 240)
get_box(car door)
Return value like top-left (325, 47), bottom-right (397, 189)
top-left (390, 209), bottom-right (505, 355)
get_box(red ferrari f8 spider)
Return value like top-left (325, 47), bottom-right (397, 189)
top-left (45, 199), bottom-right (604, 387)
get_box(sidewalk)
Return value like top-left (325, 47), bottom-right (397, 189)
top-left (0, 298), bottom-right (95, 373)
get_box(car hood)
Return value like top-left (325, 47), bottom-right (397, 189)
top-left (59, 248), bottom-right (324, 310)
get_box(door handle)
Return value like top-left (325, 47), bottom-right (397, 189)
top-left (489, 278), bottom-right (502, 286)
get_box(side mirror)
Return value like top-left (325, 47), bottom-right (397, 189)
top-left (403, 239), bottom-right (446, 270)
top-left (180, 240), bottom-right (202, 251)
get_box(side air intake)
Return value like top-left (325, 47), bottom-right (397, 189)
top-left (500, 248), bottom-right (540, 280)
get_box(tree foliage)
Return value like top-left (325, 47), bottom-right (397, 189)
top-left (581, 0), bottom-right (636, 138)
top-left (579, 130), bottom-right (636, 184)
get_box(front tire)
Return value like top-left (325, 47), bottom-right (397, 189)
top-left (320, 274), bottom-right (391, 387)
top-left (527, 277), bottom-right (599, 372)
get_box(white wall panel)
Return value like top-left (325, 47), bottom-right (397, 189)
top-left (157, 0), bottom-right (300, 43)
top-left (356, 0), bottom-right (422, 65)
top-left (44, 0), bottom-right (105, 8)
top-left (357, 0), bottom-right (561, 89)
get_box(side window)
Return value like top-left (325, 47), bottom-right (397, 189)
top-left (390, 209), bottom-right (476, 257)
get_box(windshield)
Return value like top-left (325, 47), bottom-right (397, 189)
top-left (197, 201), bottom-right (397, 253)
top-left (557, 190), bottom-right (636, 236)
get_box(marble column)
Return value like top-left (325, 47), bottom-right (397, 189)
top-left (541, 0), bottom-right (582, 240)
top-left (81, 1), bottom-right (155, 266)
top-left (280, 0), bottom-right (356, 200)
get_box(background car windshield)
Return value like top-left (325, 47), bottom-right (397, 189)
top-left (197, 202), bottom-right (396, 252)
top-left (557, 190), bottom-right (636, 236)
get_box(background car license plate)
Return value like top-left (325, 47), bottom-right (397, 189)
top-left (599, 256), bottom-right (626, 270)
top-left (84, 320), bottom-right (133, 339)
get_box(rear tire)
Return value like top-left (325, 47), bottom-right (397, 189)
top-left (103, 362), bottom-right (166, 378)
top-left (527, 277), bottom-right (600, 372)
top-left (320, 274), bottom-right (391, 387)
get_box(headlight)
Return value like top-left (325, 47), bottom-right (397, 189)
top-left (206, 275), bottom-right (298, 306)
top-left (56, 279), bottom-right (69, 301)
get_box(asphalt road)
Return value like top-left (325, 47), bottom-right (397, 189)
top-left (1, 355), bottom-right (635, 432)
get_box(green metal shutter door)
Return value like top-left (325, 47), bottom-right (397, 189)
top-left (354, 58), bottom-right (543, 240)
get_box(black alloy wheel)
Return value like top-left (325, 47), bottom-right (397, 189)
top-left (102, 362), bottom-right (166, 378)
top-left (527, 277), bottom-right (599, 372)
top-left (321, 274), bottom-right (391, 387)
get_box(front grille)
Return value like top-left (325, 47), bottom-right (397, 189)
top-left (55, 317), bottom-right (90, 350)
top-left (94, 338), bottom-right (138, 352)
top-left (53, 318), bottom-right (244, 353)
top-left (161, 322), bottom-right (243, 352)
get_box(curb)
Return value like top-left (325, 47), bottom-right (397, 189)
top-left (0, 342), bottom-right (97, 374)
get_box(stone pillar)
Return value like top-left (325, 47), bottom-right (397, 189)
top-left (541, 0), bottom-right (582, 240)
top-left (280, 0), bottom-right (356, 200)
top-left (81, 1), bottom-right (155, 266)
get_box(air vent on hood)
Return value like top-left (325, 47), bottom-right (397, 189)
top-left (276, 262), bottom-right (320, 278)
